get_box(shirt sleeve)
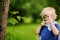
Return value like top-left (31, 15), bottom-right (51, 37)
top-left (54, 21), bottom-right (60, 30)
top-left (55, 24), bottom-right (60, 30)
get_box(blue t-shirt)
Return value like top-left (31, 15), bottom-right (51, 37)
top-left (39, 21), bottom-right (60, 40)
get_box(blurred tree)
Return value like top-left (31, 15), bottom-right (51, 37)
top-left (0, 0), bottom-right (10, 40)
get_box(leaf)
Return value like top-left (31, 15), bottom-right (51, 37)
top-left (8, 18), bottom-right (18, 25)
top-left (17, 16), bottom-right (21, 21)
top-left (10, 11), bottom-right (19, 15)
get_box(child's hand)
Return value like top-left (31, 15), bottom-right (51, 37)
top-left (41, 21), bottom-right (45, 26)
top-left (44, 15), bottom-right (53, 24)
top-left (34, 21), bottom-right (45, 35)
top-left (48, 16), bottom-right (53, 24)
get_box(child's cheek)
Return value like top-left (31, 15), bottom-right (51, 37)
top-left (50, 14), bottom-right (54, 20)
top-left (50, 16), bottom-right (54, 21)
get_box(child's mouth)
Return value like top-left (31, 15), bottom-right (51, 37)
top-left (44, 19), bottom-right (47, 21)
top-left (44, 18), bottom-right (49, 21)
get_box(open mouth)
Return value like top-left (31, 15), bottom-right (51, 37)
top-left (43, 15), bottom-right (49, 21)
top-left (44, 19), bottom-right (47, 21)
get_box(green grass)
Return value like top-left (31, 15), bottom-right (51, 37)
top-left (6, 24), bottom-right (39, 40)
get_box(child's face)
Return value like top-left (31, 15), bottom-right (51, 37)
top-left (42, 14), bottom-right (54, 24)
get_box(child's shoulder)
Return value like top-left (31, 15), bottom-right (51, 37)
top-left (54, 21), bottom-right (60, 30)
top-left (54, 21), bottom-right (58, 24)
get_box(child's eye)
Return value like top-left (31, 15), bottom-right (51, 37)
top-left (43, 16), bottom-right (49, 19)
top-left (44, 15), bottom-right (49, 17)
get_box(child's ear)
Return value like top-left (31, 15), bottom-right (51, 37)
top-left (52, 14), bottom-right (57, 20)
top-left (55, 15), bottom-right (57, 19)
top-left (55, 15), bottom-right (57, 17)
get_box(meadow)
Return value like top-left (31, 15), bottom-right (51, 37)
top-left (5, 20), bottom-right (60, 40)
top-left (6, 24), bottom-right (39, 40)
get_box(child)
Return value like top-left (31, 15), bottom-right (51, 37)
top-left (35, 7), bottom-right (60, 40)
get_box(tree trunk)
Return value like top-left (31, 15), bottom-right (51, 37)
top-left (0, 0), bottom-right (10, 40)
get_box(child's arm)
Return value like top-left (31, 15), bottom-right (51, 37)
top-left (49, 16), bottom-right (59, 35)
top-left (51, 23), bottom-right (59, 35)
top-left (34, 21), bottom-right (45, 35)
top-left (34, 25), bottom-right (42, 35)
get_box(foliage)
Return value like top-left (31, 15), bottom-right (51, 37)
top-left (22, 17), bottom-right (33, 23)
top-left (17, 16), bottom-right (21, 21)
top-left (8, 18), bottom-right (18, 25)
top-left (8, 0), bottom-right (60, 24)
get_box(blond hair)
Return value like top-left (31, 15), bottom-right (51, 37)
top-left (40, 7), bottom-right (57, 20)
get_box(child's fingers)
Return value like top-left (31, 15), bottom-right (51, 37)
top-left (41, 21), bottom-right (45, 26)
top-left (48, 15), bottom-right (52, 21)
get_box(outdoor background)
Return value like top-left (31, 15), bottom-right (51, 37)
top-left (6, 0), bottom-right (60, 40)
